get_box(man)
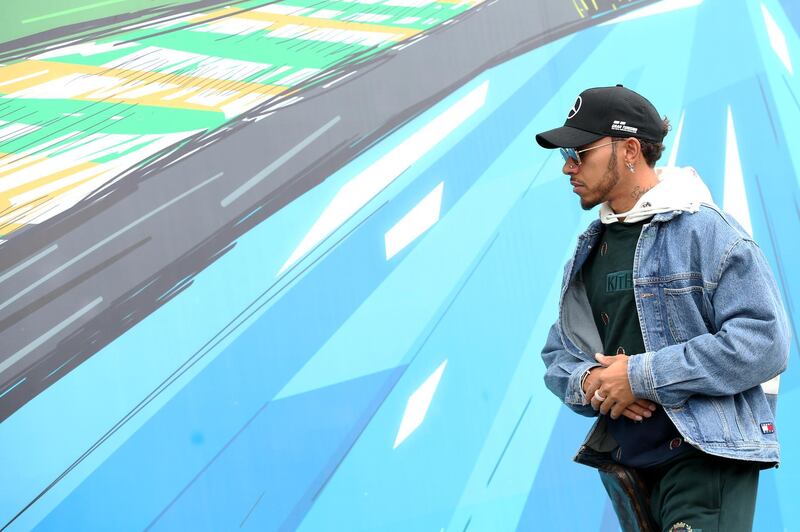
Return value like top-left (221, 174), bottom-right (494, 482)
top-left (536, 84), bottom-right (790, 532)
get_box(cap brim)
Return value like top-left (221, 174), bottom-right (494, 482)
top-left (535, 126), bottom-right (605, 149)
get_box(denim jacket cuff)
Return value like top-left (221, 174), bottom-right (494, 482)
top-left (628, 352), bottom-right (659, 403)
top-left (567, 361), bottom-right (602, 406)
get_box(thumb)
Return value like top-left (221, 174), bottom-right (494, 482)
top-left (595, 353), bottom-right (614, 366)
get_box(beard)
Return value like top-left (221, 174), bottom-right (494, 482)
top-left (580, 146), bottom-right (621, 210)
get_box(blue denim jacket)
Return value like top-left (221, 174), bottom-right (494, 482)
top-left (541, 204), bottom-right (790, 467)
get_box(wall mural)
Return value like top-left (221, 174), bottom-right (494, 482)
top-left (0, 0), bottom-right (798, 529)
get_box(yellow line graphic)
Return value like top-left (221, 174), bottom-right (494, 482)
top-left (573, 0), bottom-right (586, 18)
top-left (190, 9), bottom-right (421, 40)
top-left (0, 161), bottom-right (101, 232)
top-left (0, 60), bottom-right (285, 113)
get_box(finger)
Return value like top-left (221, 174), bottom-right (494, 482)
top-left (610, 402), bottom-right (628, 420)
top-left (598, 396), bottom-right (613, 416)
top-left (621, 409), bottom-right (644, 422)
top-left (589, 388), bottom-right (604, 411)
top-left (626, 403), bottom-right (653, 418)
top-left (584, 379), bottom-right (600, 397)
top-left (634, 399), bottom-right (657, 411)
top-left (591, 396), bottom-right (601, 411)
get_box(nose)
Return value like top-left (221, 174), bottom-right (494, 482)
top-left (562, 157), bottom-right (579, 175)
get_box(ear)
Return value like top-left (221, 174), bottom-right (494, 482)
top-left (622, 137), bottom-right (641, 165)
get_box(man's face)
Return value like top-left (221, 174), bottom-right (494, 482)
top-left (562, 137), bottom-right (622, 210)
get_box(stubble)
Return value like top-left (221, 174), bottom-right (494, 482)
top-left (581, 143), bottom-right (621, 210)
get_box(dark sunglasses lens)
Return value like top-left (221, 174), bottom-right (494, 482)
top-left (560, 148), bottom-right (579, 164)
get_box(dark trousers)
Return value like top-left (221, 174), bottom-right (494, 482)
top-left (639, 450), bottom-right (760, 532)
top-left (599, 448), bottom-right (760, 532)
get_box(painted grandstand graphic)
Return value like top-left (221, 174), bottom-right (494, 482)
top-left (0, 0), bottom-right (799, 530)
top-left (0, 0), bottom-right (487, 237)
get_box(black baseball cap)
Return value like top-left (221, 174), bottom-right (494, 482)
top-left (535, 84), bottom-right (665, 149)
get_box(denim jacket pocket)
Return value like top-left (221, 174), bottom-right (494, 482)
top-left (664, 285), bottom-right (713, 343)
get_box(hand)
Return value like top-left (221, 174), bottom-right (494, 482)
top-left (590, 353), bottom-right (644, 420)
top-left (583, 365), bottom-right (655, 421)
top-left (591, 386), bottom-right (656, 421)
top-left (620, 399), bottom-right (658, 421)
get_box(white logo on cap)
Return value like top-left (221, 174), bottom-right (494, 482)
top-left (567, 96), bottom-right (582, 119)
top-left (611, 120), bottom-right (638, 134)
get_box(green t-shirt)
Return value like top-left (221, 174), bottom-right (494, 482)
top-left (583, 220), bottom-right (647, 358)
top-left (582, 218), bottom-right (688, 467)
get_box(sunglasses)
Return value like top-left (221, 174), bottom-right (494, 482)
top-left (559, 140), bottom-right (621, 166)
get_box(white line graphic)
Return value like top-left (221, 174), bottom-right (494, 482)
top-left (0, 297), bottom-right (103, 375)
top-left (221, 116), bottom-right (340, 207)
top-left (0, 172), bottom-right (224, 313)
top-left (600, 0), bottom-right (703, 26)
top-left (394, 359), bottom-right (448, 449)
top-left (384, 182), bottom-right (444, 260)
top-left (0, 245), bottom-right (57, 284)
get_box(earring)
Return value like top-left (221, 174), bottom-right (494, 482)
top-left (626, 162), bottom-right (635, 173)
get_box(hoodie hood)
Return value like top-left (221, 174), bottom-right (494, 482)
top-left (599, 166), bottom-right (715, 224)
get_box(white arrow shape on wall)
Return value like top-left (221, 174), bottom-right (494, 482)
top-left (723, 106), bottom-right (753, 237)
top-left (384, 181), bottom-right (444, 260)
top-left (278, 81), bottom-right (489, 274)
top-left (394, 359), bottom-right (448, 449)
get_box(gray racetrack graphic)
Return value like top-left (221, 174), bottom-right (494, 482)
top-left (0, 0), bottom-right (259, 63)
top-left (0, 0), bottom-right (657, 421)
top-left (0, 297), bottom-right (103, 375)
top-left (221, 116), bottom-right (341, 207)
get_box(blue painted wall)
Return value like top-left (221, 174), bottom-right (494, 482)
top-left (1, 0), bottom-right (799, 530)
